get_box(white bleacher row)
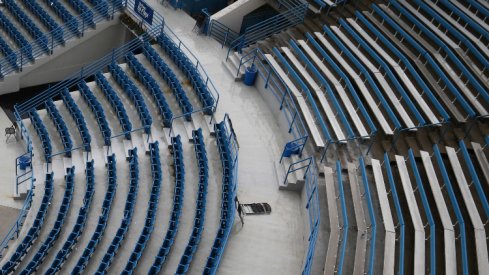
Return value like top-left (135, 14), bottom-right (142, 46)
top-left (0, 40), bottom-right (227, 274)
top-left (321, 141), bottom-right (489, 275)
top-left (258, 0), bottom-right (489, 152)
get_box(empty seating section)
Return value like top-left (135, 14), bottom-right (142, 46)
top-left (96, 148), bottom-right (138, 274)
top-left (335, 161), bottom-right (348, 274)
top-left (0, 34), bottom-right (17, 75)
top-left (108, 63), bottom-right (153, 133)
top-left (150, 135), bottom-right (185, 274)
top-left (203, 122), bottom-right (235, 274)
top-left (176, 129), bottom-right (209, 274)
top-left (0, 173), bottom-right (54, 274)
top-left (20, 167), bottom-right (75, 275)
top-left (67, 0), bottom-right (95, 27)
top-left (45, 99), bottom-right (73, 157)
top-left (122, 142), bottom-right (161, 274)
top-left (72, 154), bottom-right (116, 274)
top-left (0, 10), bottom-right (33, 61)
top-left (3, 0), bottom-right (49, 53)
top-left (61, 89), bottom-right (92, 151)
top-left (142, 43), bottom-right (193, 119)
top-left (126, 52), bottom-right (173, 127)
top-left (29, 108), bottom-right (52, 163)
top-left (157, 33), bottom-right (215, 114)
top-left (22, 0), bottom-right (64, 43)
top-left (95, 71), bottom-right (132, 139)
top-left (46, 160), bottom-right (95, 274)
top-left (42, 0), bottom-right (79, 35)
top-left (358, 158), bottom-right (376, 275)
top-left (88, 0), bottom-right (110, 18)
top-left (78, 80), bottom-right (112, 146)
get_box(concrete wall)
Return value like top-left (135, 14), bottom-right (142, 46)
top-left (210, 0), bottom-right (266, 33)
top-left (0, 18), bottom-right (133, 95)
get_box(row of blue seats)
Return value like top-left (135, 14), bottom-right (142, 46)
top-left (95, 71), bottom-right (132, 139)
top-left (108, 63), bottom-right (152, 134)
top-left (61, 89), bottom-right (92, 152)
top-left (0, 10), bottom-right (33, 61)
top-left (204, 122), bottom-right (235, 274)
top-left (0, 173), bottom-right (54, 274)
top-left (96, 148), bottom-right (139, 274)
top-left (4, 0), bottom-right (49, 53)
top-left (78, 80), bottom-right (112, 146)
top-left (67, 0), bottom-right (95, 27)
top-left (46, 160), bottom-right (95, 274)
top-left (0, 34), bottom-right (17, 75)
top-left (142, 42), bottom-right (193, 120)
top-left (45, 99), bottom-right (73, 157)
top-left (157, 33), bottom-right (215, 115)
top-left (88, 0), bottom-right (110, 18)
top-left (29, 109), bottom-right (52, 163)
top-left (72, 154), bottom-right (116, 274)
top-left (42, 0), bottom-right (79, 35)
top-left (20, 167), bottom-right (76, 275)
top-left (149, 135), bottom-right (185, 274)
top-left (22, 0), bottom-right (64, 43)
top-left (122, 142), bottom-right (162, 275)
top-left (126, 52), bottom-right (173, 127)
top-left (176, 129), bottom-right (209, 274)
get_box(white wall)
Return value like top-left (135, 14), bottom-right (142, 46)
top-left (210, 0), bottom-right (266, 33)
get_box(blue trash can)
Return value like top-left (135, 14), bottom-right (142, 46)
top-left (19, 155), bottom-right (31, 170)
top-left (244, 64), bottom-right (258, 86)
top-left (283, 142), bottom-right (300, 158)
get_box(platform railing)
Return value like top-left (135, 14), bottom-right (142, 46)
top-left (0, 1), bottom-right (121, 79)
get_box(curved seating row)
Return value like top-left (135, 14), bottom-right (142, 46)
top-left (108, 63), bottom-right (152, 134)
top-left (72, 154), bottom-right (116, 274)
top-left (20, 167), bottom-right (76, 275)
top-left (29, 108), bottom-right (52, 163)
top-left (87, 0), bottom-right (109, 18)
top-left (0, 172), bottom-right (54, 275)
top-left (122, 142), bottom-right (161, 275)
top-left (176, 129), bottom-right (209, 274)
top-left (67, 0), bottom-right (95, 27)
top-left (0, 35), bottom-right (18, 74)
top-left (142, 42), bottom-right (193, 119)
top-left (3, 0), bottom-right (49, 53)
top-left (95, 148), bottom-right (139, 274)
top-left (204, 122), bottom-right (235, 274)
top-left (22, 0), bottom-right (64, 43)
top-left (61, 89), bottom-right (92, 152)
top-left (126, 52), bottom-right (173, 127)
top-left (149, 135), bottom-right (185, 274)
top-left (95, 71), bottom-right (132, 139)
top-left (0, 10), bottom-right (33, 61)
top-left (45, 99), bottom-right (73, 157)
top-left (42, 0), bottom-right (79, 35)
top-left (78, 80), bottom-right (112, 146)
top-left (46, 160), bottom-right (95, 274)
top-left (157, 33), bottom-right (215, 115)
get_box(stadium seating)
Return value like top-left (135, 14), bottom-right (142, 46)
top-left (19, 167), bottom-right (75, 275)
top-left (108, 63), bottom-right (153, 134)
top-left (142, 42), bottom-right (193, 120)
top-left (126, 52), bottom-right (174, 127)
top-left (42, 0), bottom-right (79, 35)
top-left (29, 108), bottom-right (52, 163)
top-left (88, 0), bottom-right (110, 18)
top-left (95, 148), bottom-right (138, 274)
top-left (22, 0), bottom-right (64, 43)
top-left (176, 129), bottom-right (209, 274)
top-left (72, 154), bottom-right (117, 274)
top-left (0, 172), bottom-right (54, 274)
top-left (45, 99), bottom-right (73, 157)
top-left (67, 0), bottom-right (95, 27)
top-left (46, 160), bottom-right (95, 274)
top-left (149, 135), bottom-right (185, 274)
top-left (122, 142), bottom-right (161, 274)
top-left (61, 89), bottom-right (92, 152)
top-left (95, 71), bottom-right (132, 139)
top-left (78, 79), bottom-right (112, 146)
top-left (0, 10), bottom-right (33, 60)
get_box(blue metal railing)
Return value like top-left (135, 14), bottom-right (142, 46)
top-left (208, 19), bottom-right (239, 48)
top-left (0, 1), bottom-right (120, 79)
top-left (359, 157), bottom-right (376, 275)
top-left (223, 0), bottom-right (307, 59)
top-left (336, 161), bottom-right (348, 275)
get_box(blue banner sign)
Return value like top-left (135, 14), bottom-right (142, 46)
top-left (134, 0), bottom-right (154, 25)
